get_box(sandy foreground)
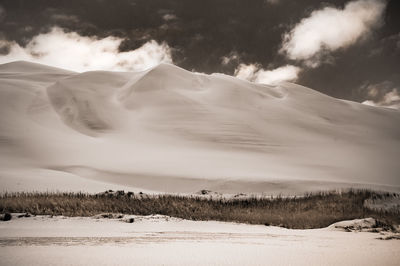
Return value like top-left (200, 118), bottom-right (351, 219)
top-left (0, 215), bottom-right (399, 266)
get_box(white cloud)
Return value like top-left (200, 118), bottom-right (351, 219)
top-left (255, 65), bottom-right (300, 84)
top-left (360, 81), bottom-right (400, 110)
top-left (235, 64), bottom-right (258, 80)
top-left (0, 27), bottom-right (173, 72)
top-left (235, 64), bottom-right (300, 84)
top-left (162, 14), bottom-right (177, 21)
top-left (362, 89), bottom-right (400, 110)
top-left (234, 0), bottom-right (385, 85)
top-left (221, 52), bottom-right (239, 65)
top-left (281, 0), bottom-right (386, 65)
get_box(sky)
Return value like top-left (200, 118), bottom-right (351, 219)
top-left (0, 0), bottom-right (399, 108)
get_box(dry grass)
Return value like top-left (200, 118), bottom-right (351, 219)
top-left (0, 190), bottom-right (398, 229)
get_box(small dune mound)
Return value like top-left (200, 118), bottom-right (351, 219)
top-left (330, 218), bottom-right (396, 232)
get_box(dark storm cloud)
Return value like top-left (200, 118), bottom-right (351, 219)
top-left (0, 0), bottom-right (399, 105)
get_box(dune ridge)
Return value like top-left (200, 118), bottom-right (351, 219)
top-left (0, 61), bottom-right (399, 194)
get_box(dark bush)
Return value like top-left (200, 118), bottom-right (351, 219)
top-left (1, 212), bottom-right (12, 221)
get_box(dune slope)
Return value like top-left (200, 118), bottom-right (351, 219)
top-left (0, 61), bottom-right (399, 194)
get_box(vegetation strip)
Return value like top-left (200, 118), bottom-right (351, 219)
top-left (0, 190), bottom-right (398, 229)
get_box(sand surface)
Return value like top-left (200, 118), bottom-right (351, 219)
top-left (1, 61), bottom-right (400, 194)
top-left (0, 215), bottom-right (399, 266)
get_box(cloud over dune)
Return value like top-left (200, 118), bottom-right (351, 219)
top-left (362, 89), bottom-right (400, 109)
top-left (0, 27), bottom-right (172, 72)
top-left (281, 0), bottom-right (386, 65)
top-left (234, 0), bottom-right (386, 87)
top-left (235, 64), bottom-right (300, 84)
top-left (361, 81), bottom-right (400, 109)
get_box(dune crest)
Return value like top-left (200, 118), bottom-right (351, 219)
top-left (1, 61), bottom-right (399, 194)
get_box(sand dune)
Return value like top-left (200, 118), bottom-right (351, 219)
top-left (0, 61), bottom-right (399, 194)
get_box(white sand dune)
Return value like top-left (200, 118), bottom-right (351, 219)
top-left (0, 215), bottom-right (399, 266)
top-left (1, 61), bottom-right (399, 194)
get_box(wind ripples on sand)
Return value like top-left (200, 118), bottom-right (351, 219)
top-left (0, 232), bottom-right (287, 246)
